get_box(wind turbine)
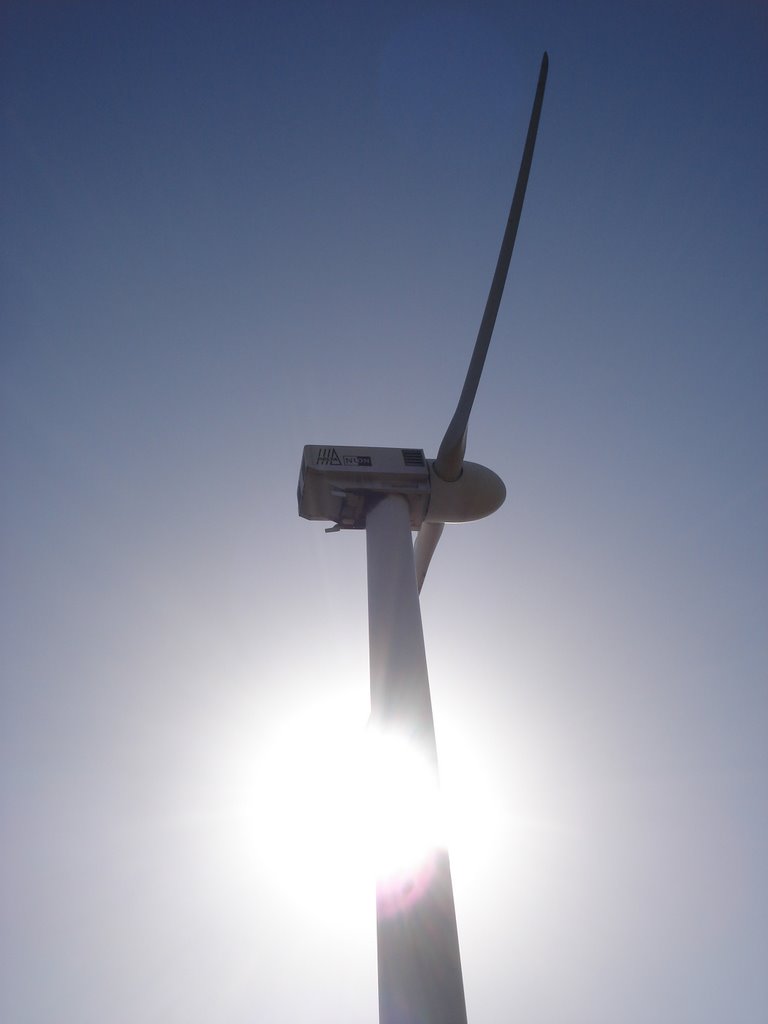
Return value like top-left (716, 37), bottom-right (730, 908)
top-left (297, 53), bottom-right (548, 1024)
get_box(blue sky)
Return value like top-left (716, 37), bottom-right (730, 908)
top-left (2, 2), bottom-right (766, 1022)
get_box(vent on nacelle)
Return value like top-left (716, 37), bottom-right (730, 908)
top-left (401, 449), bottom-right (426, 467)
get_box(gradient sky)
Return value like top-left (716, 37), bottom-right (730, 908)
top-left (2, 2), bottom-right (766, 1022)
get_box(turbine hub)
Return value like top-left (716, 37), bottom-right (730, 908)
top-left (425, 460), bottom-right (505, 524)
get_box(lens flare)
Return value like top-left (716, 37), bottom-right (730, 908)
top-left (361, 727), bottom-right (446, 913)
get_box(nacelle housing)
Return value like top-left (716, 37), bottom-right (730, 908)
top-left (297, 445), bottom-right (505, 530)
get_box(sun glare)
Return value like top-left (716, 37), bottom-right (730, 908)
top-left (194, 689), bottom-right (504, 929)
top-left (252, 702), bottom-right (451, 908)
top-left (363, 729), bottom-right (444, 872)
top-left (362, 726), bottom-right (445, 913)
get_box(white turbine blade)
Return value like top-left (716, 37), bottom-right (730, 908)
top-left (434, 51), bottom-right (549, 483)
top-left (414, 521), bottom-right (445, 593)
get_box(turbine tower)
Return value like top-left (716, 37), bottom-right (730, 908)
top-left (298, 53), bottom-right (548, 1024)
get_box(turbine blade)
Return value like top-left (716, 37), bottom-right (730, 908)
top-left (414, 521), bottom-right (445, 593)
top-left (434, 52), bottom-right (549, 483)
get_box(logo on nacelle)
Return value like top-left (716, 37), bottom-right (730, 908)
top-left (316, 448), bottom-right (342, 466)
top-left (315, 448), bottom-right (372, 468)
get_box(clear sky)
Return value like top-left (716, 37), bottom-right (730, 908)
top-left (1, 2), bottom-right (766, 1022)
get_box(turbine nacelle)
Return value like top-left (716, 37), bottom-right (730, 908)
top-left (297, 444), bottom-right (505, 531)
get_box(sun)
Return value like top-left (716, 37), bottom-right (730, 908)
top-left (189, 687), bottom-right (503, 930)
top-left (251, 699), bottom-right (451, 913)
